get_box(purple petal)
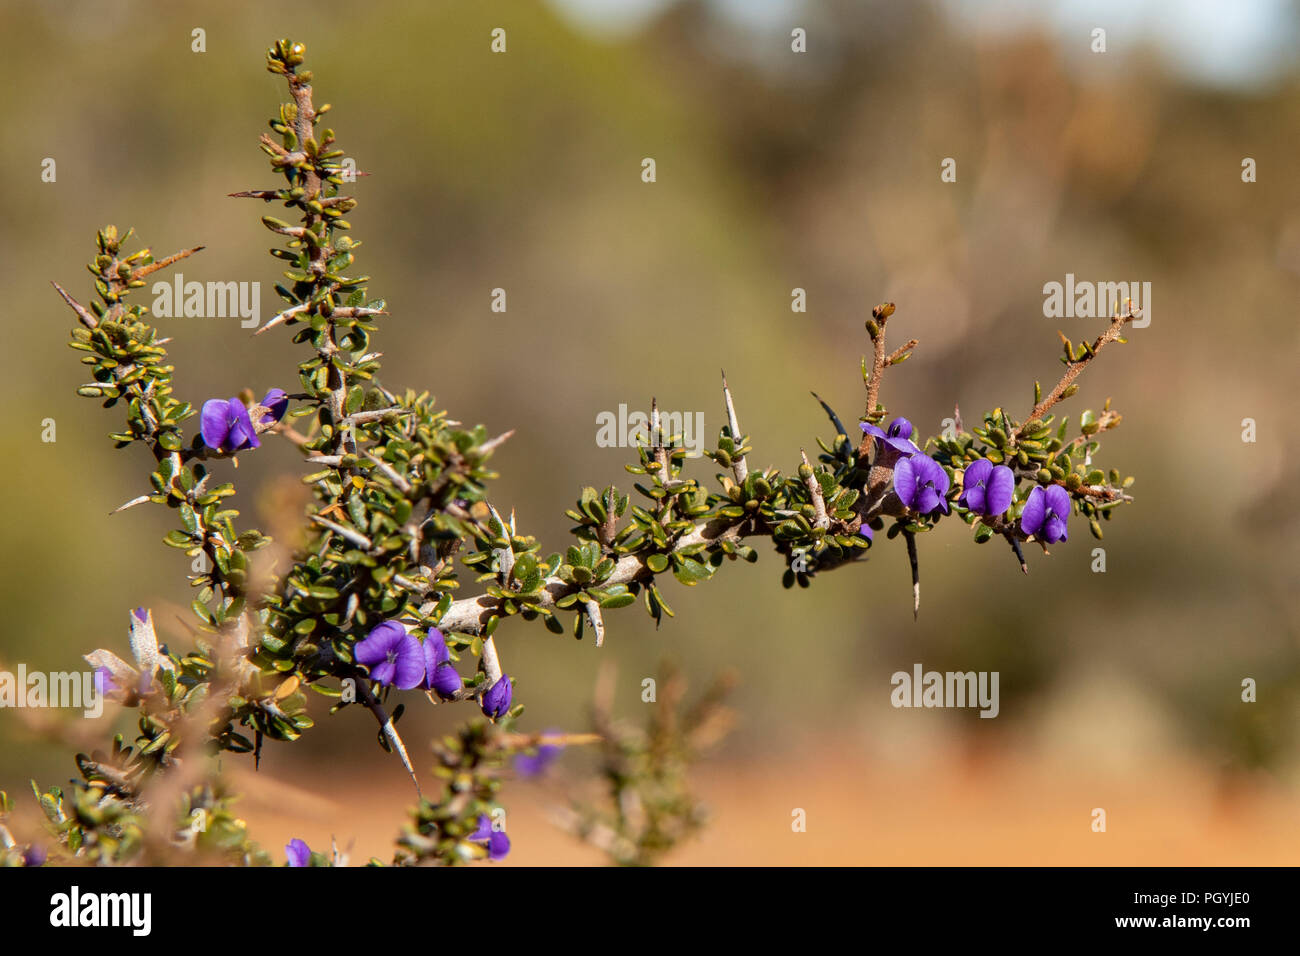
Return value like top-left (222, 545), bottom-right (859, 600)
top-left (423, 629), bottom-right (461, 695)
top-left (1020, 486), bottom-right (1046, 536)
top-left (985, 466), bottom-right (1015, 515)
top-left (901, 454), bottom-right (949, 515)
top-left (286, 838), bottom-right (311, 867)
top-left (487, 830), bottom-right (511, 861)
top-left (369, 660), bottom-right (397, 686)
top-left (515, 730), bottom-right (564, 778)
top-left (514, 753), bottom-right (541, 775)
top-left (481, 675), bottom-right (513, 719)
top-left (910, 453), bottom-right (934, 482)
top-left (859, 422), bottom-right (886, 440)
top-left (422, 640), bottom-right (440, 685)
top-left (886, 417), bottom-right (914, 440)
top-left (132, 606), bottom-right (149, 623)
top-left (959, 483), bottom-right (987, 513)
top-left (858, 524), bottom-right (873, 542)
top-left (1045, 514), bottom-right (1068, 543)
top-left (260, 388), bottom-right (289, 424)
top-left (200, 399), bottom-right (233, 450)
top-left (963, 459), bottom-right (992, 489)
top-left (927, 458), bottom-right (950, 496)
top-left (893, 456), bottom-right (918, 509)
top-left (960, 459), bottom-right (996, 512)
top-left (884, 435), bottom-right (921, 454)
top-left (372, 620), bottom-right (408, 644)
top-left (94, 666), bottom-right (117, 695)
top-left (425, 628), bottom-right (450, 667)
top-left (515, 746), bottom-right (560, 779)
top-left (391, 632), bottom-right (425, 690)
top-left (1043, 486), bottom-right (1071, 543)
top-left (355, 621), bottom-right (405, 666)
top-left (225, 399), bottom-right (260, 451)
top-left (468, 814), bottom-right (511, 860)
top-left (430, 663), bottom-right (462, 698)
top-left (1045, 484), bottom-right (1073, 519)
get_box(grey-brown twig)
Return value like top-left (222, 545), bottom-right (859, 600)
top-left (800, 450), bottom-right (829, 530)
top-left (857, 302), bottom-right (915, 459)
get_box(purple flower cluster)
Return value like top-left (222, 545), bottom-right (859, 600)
top-left (951, 456), bottom-right (1074, 542)
top-left (861, 421), bottom-right (1074, 542)
top-left (862, 417), bottom-right (950, 517)
top-left (289, 819), bottom-right (511, 864)
top-left (353, 622), bottom-right (511, 718)
top-left (355, 623), bottom-right (464, 698)
top-left (200, 388), bottom-right (288, 453)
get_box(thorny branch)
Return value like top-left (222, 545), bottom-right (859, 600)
top-left (40, 38), bottom-right (1142, 867)
top-left (1012, 308), bottom-right (1135, 443)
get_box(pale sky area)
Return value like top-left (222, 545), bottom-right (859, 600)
top-left (547, 0), bottom-right (1300, 89)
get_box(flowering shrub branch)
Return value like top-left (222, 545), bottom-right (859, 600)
top-left (548, 662), bottom-right (736, 866)
top-left (12, 39), bottom-right (1140, 868)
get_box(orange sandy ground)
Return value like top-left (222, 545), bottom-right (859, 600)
top-left (231, 745), bottom-right (1300, 866)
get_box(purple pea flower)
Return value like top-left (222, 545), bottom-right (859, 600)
top-left (200, 389), bottom-right (287, 454)
top-left (514, 729), bottom-right (563, 778)
top-left (858, 524), bottom-right (873, 543)
top-left (422, 627), bottom-right (462, 699)
top-left (355, 621), bottom-right (424, 690)
top-left (893, 453), bottom-right (951, 515)
top-left (200, 397), bottom-right (261, 453)
top-left (860, 416), bottom-right (920, 455)
top-left (481, 675), bottom-right (513, 720)
top-left (469, 815), bottom-right (511, 861)
top-left (286, 838), bottom-right (311, 867)
top-left (259, 388), bottom-right (289, 425)
top-left (1020, 485), bottom-right (1071, 544)
top-left (958, 459), bottom-right (1015, 516)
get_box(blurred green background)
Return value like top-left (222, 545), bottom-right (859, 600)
top-left (1, 0), bottom-right (1297, 863)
